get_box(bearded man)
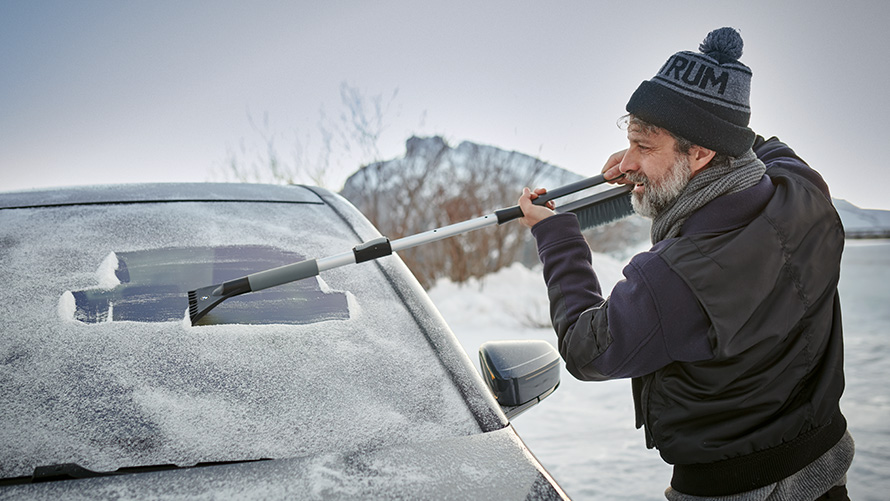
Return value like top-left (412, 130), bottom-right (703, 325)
top-left (518, 28), bottom-right (853, 500)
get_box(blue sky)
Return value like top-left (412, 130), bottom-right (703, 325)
top-left (2, 0), bottom-right (888, 210)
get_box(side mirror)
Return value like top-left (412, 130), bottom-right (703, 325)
top-left (478, 340), bottom-right (560, 419)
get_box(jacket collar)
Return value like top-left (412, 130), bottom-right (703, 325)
top-left (678, 175), bottom-right (774, 236)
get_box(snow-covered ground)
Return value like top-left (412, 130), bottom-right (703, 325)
top-left (429, 239), bottom-right (890, 501)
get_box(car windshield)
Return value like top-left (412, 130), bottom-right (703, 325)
top-left (0, 191), bottom-right (481, 480)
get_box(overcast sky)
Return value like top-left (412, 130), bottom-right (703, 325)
top-left (2, 1), bottom-right (888, 210)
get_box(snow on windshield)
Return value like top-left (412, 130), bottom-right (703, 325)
top-left (0, 200), bottom-right (480, 478)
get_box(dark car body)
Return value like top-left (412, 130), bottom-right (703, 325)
top-left (0, 183), bottom-right (566, 499)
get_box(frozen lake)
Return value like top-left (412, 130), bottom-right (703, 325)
top-left (430, 239), bottom-right (890, 501)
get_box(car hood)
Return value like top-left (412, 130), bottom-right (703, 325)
top-left (1, 427), bottom-right (568, 500)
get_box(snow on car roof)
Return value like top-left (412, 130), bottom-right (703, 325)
top-left (0, 182), bottom-right (322, 209)
top-left (0, 191), bottom-right (481, 478)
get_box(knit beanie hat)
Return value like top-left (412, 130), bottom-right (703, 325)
top-left (625, 27), bottom-right (754, 157)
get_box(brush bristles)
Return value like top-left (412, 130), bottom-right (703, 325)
top-left (187, 285), bottom-right (222, 325)
top-left (187, 290), bottom-right (199, 318)
top-left (574, 194), bottom-right (635, 230)
top-left (557, 187), bottom-right (635, 230)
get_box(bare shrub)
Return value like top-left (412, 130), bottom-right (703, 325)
top-left (214, 82), bottom-right (399, 189)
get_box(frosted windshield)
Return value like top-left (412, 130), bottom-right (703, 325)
top-left (0, 200), bottom-right (480, 479)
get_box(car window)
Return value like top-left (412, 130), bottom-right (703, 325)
top-left (0, 198), bottom-right (481, 479)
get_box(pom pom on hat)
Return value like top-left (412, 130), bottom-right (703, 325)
top-left (699, 27), bottom-right (744, 64)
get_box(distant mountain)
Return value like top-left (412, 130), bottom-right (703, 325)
top-left (340, 136), bottom-right (583, 220)
top-left (833, 199), bottom-right (890, 238)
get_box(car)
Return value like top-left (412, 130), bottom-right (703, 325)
top-left (0, 183), bottom-right (566, 500)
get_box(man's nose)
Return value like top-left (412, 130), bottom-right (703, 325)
top-left (619, 152), bottom-right (638, 174)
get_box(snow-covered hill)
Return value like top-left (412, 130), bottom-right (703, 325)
top-left (834, 199), bottom-right (890, 238)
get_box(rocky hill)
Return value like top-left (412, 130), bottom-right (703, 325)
top-left (834, 199), bottom-right (890, 238)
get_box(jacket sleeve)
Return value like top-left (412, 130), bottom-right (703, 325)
top-left (531, 213), bottom-right (712, 381)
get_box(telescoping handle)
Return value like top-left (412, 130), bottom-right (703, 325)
top-left (493, 173), bottom-right (620, 224)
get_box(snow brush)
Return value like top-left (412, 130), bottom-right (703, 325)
top-left (187, 174), bottom-right (633, 324)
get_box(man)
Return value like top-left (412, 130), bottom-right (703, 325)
top-left (518, 28), bottom-right (854, 500)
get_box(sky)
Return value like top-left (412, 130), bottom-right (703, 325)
top-left (2, 0), bottom-right (889, 210)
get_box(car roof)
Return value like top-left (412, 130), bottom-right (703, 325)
top-left (0, 182), bottom-right (321, 209)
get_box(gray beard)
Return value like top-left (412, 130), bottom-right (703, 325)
top-left (627, 155), bottom-right (693, 219)
top-left (648, 148), bottom-right (766, 243)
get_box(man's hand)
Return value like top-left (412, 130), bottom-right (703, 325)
top-left (518, 187), bottom-right (556, 228)
top-left (602, 149), bottom-right (630, 183)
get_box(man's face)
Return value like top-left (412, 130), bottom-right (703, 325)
top-left (620, 128), bottom-right (693, 218)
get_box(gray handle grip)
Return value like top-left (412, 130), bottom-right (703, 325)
top-left (246, 259), bottom-right (320, 292)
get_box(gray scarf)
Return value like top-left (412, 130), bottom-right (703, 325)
top-left (651, 149), bottom-right (766, 243)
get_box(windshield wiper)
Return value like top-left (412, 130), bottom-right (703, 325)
top-left (0, 459), bottom-right (271, 486)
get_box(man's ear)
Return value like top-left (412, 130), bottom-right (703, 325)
top-left (689, 145), bottom-right (717, 174)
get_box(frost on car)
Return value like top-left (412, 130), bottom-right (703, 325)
top-left (0, 183), bottom-right (566, 499)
